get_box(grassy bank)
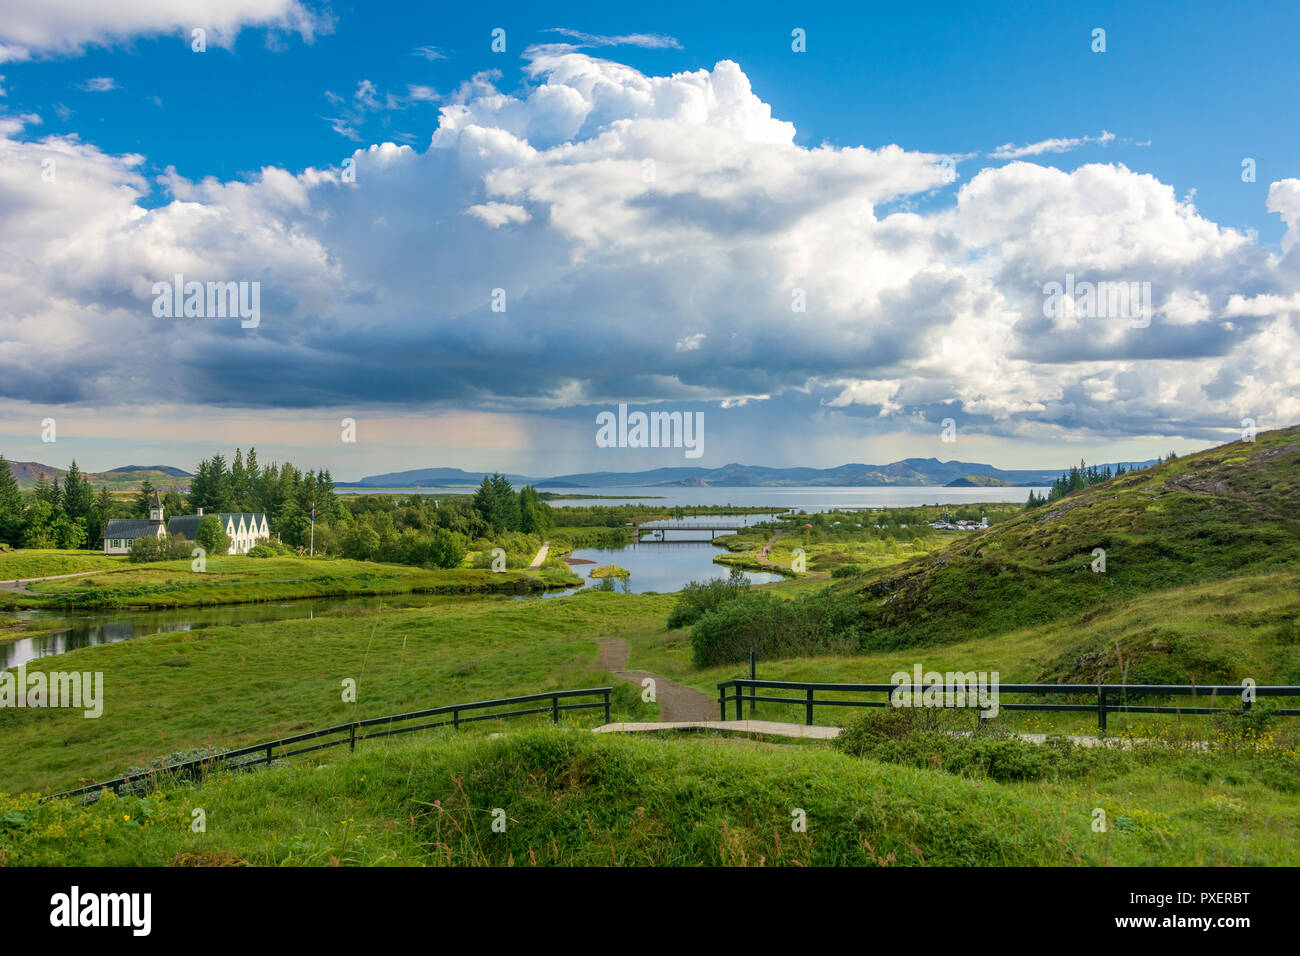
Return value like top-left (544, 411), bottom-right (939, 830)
top-left (5, 727), bottom-right (1297, 865)
top-left (0, 555), bottom-right (582, 611)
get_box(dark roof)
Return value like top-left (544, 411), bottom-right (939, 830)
top-left (166, 513), bottom-right (268, 539)
top-left (165, 516), bottom-right (202, 539)
top-left (104, 519), bottom-right (158, 537)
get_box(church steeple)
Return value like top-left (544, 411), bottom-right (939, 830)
top-left (149, 490), bottom-right (164, 526)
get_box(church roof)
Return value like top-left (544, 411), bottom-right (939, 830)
top-left (104, 518), bottom-right (158, 537)
top-left (166, 513), bottom-right (268, 539)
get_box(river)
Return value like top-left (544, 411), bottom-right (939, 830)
top-left (4, 535), bottom-right (783, 668)
top-left (6, 487), bottom-right (1043, 668)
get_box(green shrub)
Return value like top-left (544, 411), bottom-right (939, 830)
top-left (128, 534), bottom-right (194, 563)
top-left (688, 588), bottom-right (861, 666)
top-left (376, 528), bottom-right (468, 568)
top-left (831, 564), bottom-right (862, 578)
top-left (832, 708), bottom-right (1133, 783)
top-left (667, 569), bottom-right (751, 630)
top-left (195, 516), bottom-right (232, 556)
top-left (247, 538), bottom-right (293, 557)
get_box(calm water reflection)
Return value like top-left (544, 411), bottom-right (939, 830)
top-left (545, 540), bottom-right (783, 597)
top-left (5, 539), bottom-right (776, 667)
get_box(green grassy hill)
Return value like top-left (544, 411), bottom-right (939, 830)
top-left (6, 727), bottom-right (1298, 866)
top-left (835, 426), bottom-right (1300, 675)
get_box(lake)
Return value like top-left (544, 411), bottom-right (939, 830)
top-left (341, 484), bottom-right (1048, 510)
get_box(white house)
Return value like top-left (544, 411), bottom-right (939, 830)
top-left (166, 509), bottom-right (271, 554)
top-left (102, 492), bottom-right (272, 555)
top-left (102, 491), bottom-right (167, 554)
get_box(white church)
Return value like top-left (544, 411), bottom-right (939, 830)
top-left (103, 492), bottom-right (271, 555)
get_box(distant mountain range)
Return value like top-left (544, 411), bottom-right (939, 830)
top-left (4, 457), bottom-right (1162, 492)
top-left (4, 461), bottom-right (193, 489)
top-left (342, 458), bottom-right (1161, 489)
top-left (350, 466), bottom-right (540, 488)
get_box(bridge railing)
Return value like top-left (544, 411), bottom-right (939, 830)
top-left (636, 523), bottom-right (752, 530)
top-left (717, 679), bottom-right (1300, 732)
top-left (47, 687), bottom-right (613, 805)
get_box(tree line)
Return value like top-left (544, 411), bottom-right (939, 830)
top-left (1024, 452), bottom-right (1179, 509)
top-left (334, 475), bottom-right (554, 567)
top-left (0, 455), bottom-right (555, 573)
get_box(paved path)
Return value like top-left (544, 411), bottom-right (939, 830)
top-left (526, 540), bottom-right (551, 570)
top-left (596, 637), bottom-right (717, 721)
top-left (592, 719), bottom-right (1157, 749)
top-left (0, 569), bottom-right (103, 593)
top-left (595, 719), bottom-right (840, 739)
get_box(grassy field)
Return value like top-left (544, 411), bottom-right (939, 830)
top-left (4, 727), bottom-right (1297, 865)
top-left (0, 555), bottom-right (582, 611)
top-left (0, 550), bottom-right (130, 580)
top-left (0, 589), bottom-right (668, 794)
top-left (715, 531), bottom-right (937, 577)
top-left (5, 564), bottom-right (1298, 796)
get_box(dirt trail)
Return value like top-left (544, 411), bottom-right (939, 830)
top-left (597, 637), bottom-right (716, 721)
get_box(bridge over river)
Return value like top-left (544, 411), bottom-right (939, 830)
top-left (633, 521), bottom-right (753, 543)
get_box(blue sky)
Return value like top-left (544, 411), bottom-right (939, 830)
top-left (0, 1), bottom-right (1297, 478)
top-left (6, 1), bottom-right (1294, 239)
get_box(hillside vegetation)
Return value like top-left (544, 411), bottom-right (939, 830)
top-left (836, 426), bottom-right (1300, 658)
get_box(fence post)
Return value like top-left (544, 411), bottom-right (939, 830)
top-left (735, 684), bottom-right (743, 720)
top-left (453, 708), bottom-right (459, 730)
top-left (806, 688), bottom-right (814, 726)
top-left (749, 650), bottom-right (757, 715)
top-left (603, 689), bottom-right (611, 724)
top-left (552, 695), bottom-right (559, 724)
top-left (1097, 690), bottom-right (1107, 734)
top-left (266, 745), bottom-right (273, 766)
top-left (349, 723), bottom-right (357, 753)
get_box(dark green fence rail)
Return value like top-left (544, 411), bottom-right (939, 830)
top-left (47, 686), bottom-right (613, 804)
top-left (717, 679), bottom-right (1300, 731)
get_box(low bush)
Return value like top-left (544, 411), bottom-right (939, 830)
top-left (666, 569), bottom-right (751, 630)
top-left (832, 708), bottom-right (1131, 783)
top-left (128, 535), bottom-right (194, 563)
top-left (688, 588), bottom-right (861, 666)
